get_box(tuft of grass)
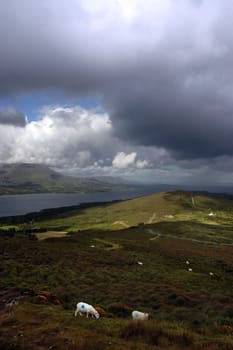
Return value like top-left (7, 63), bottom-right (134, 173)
top-left (121, 320), bottom-right (195, 347)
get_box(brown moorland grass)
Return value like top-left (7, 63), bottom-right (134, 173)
top-left (1, 230), bottom-right (233, 350)
top-left (1, 190), bottom-right (233, 349)
top-left (1, 302), bottom-right (233, 350)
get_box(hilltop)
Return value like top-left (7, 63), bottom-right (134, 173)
top-left (0, 163), bottom-right (124, 195)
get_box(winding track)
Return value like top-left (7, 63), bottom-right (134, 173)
top-left (145, 228), bottom-right (233, 246)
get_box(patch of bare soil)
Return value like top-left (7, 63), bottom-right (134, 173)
top-left (111, 221), bottom-right (129, 228)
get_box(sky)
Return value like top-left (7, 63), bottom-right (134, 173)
top-left (0, 0), bottom-right (233, 184)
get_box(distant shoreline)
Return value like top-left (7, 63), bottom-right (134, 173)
top-left (0, 199), bottom-right (123, 224)
top-left (0, 186), bottom-right (233, 222)
top-left (0, 185), bottom-right (174, 218)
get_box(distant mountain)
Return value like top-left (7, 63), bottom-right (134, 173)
top-left (94, 176), bottom-right (136, 185)
top-left (0, 163), bottom-right (124, 195)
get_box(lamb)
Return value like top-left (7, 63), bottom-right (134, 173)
top-left (132, 310), bottom-right (149, 320)
top-left (75, 302), bottom-right (100, 319)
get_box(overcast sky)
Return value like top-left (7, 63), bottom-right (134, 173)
top-left (0, 0), bottom-right (233, 184)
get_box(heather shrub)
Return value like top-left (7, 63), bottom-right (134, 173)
top-left (108, 303), bottom-right (132, 317)
top-left (121, 320), bottom-right (194, 347)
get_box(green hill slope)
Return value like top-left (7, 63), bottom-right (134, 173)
top-left (25, 190), bottom-right (233, 233)
top-left (2, 190), bottom-right (232, 246)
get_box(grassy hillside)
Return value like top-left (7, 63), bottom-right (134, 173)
top-left (0, 163), bottom-right (118, 194)
top-left (1, 226), bottom-right (233, 349)
top-left (9, 190), bottom-right (232, 236)
top-left (1, 190), bottom-right (233, 349)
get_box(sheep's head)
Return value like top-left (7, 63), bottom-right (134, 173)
top-left (95, 311), bottom-right (100, 319)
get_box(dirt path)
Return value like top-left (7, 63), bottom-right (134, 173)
top-left (112, 220), bottom-right (129, 228)
top-left (35, 231), bottom-right (68, 241)
top-left (146, 228), bottom-right (233, 246)
top-left (148, 212), bottom-right (156, 224)
top-left (146, 228), bottom-right (161, 240)
top-left (93, 238), bottom-right (121, 251)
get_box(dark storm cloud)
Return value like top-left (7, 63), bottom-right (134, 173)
top-left (108, 65), bottom-right (233, 159)
top-left (0, 0), bottom-right (233, 160)
top-left (0, 107), bottom-right (27, 127)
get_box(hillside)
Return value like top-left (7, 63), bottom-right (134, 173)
top-left (1, 190), bottom-right (233, 349)
top-left (0, 163), bottom-right (120, 195)
top-left (8, 190), bottom-right (232, 236)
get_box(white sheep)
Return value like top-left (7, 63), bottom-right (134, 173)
top-left (5, 298), bottom-right (19, 310)
top-left (74, 302), bottom-right (100, 319)
top-left (188, 268), bottom-right (193, 272)
top-left (132, 310), bottom-right (149, 321)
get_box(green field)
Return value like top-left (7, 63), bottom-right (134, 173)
top-left (1, 190), bottom-right (233, 349)
top-left (3, 190), bottom-right (232, 235)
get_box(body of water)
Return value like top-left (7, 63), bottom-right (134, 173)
top-left (1, 183), bottom-right (232, 218)
top-left (0, 185), bottom-right (172, 217)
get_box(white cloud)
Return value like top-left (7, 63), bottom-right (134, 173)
top-left (112, 151), bottom-right (149, 169)
top-left (112, 152), bottom-right (137, 168)
top-left (136, 159), bottom-right (149, 169)
top-left (0, 105), bottom-right (152, 173)
top-left (1, 0), bottom-right (233, 167)
top-left (1, 103), bottom-right (233, 184)
top-left (1, 106), bottom-right (113, 168)
top-left (79, 0), bottom-right (167, 23)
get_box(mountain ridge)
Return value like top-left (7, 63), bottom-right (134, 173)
top-left (0, 163), bottom-right (123, 194)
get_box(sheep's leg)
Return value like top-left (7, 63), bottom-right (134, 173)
top-left (79, 312), bottom-right (83, 316)
top-left (86, 312), bottom-right (89, 318)
top-left (75, 309), bottom-right (81, 317)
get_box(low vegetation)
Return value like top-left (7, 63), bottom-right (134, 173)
top-left (1, 190), bottom-right (233, 349)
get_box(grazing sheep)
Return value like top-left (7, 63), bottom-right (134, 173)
top-left (5, 298), bottom-right (19, 309)
top-left (137, 261), bottom-right (143, 266)
top-left (132, 310), bottom-right (149, 321)
top-left (188, 268), bottom-right (193, 272)
top-left (75, 302), bottom-right (100, 319)
top-left (186, 260), bottom-right (190, 265)
top-left (94, 306), bottom-right (107, 317)
top-left (5, 298), bottom-right (21, 314)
